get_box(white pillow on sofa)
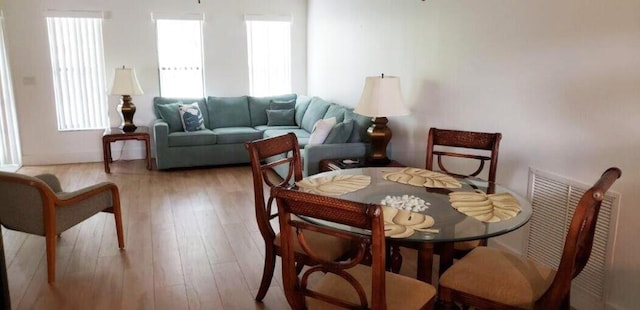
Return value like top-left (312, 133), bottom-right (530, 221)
top-left (308, 117), bottom-right (336, 145)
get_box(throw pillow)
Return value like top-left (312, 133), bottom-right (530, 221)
top-left (308, 117), bottom-right (337, 145)
top-left (324, 120), bottom-right (354, 144)
top-left (157, 102), bottom-right (184, 132)
top-left (266, 108), bottom-right (296, 126)
top-left (270, 99), bottom-right (296, 111)
top-left (179, 102), bottom-right (206, 132)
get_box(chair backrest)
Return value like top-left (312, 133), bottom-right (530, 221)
top-left (425, 127), bottom-right (502, 183)
top-left (272, 186), bottom-right (387, 309)
top-left (537, 167), bottom-right (621, 308)
top-left (0, 172), bottom-right (55, 236)
top-left (244, 132), bottom-right (303, 245)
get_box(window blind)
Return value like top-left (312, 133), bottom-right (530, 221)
top-left (245, 18), bottom-right (292, 96)
top-left (0, 16), bottom-right (21, 170)
top-left (46, 17), bottom-right (108, 131)
top-left (155, 19), bottom-right (204, 97)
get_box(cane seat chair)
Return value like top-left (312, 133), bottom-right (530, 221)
top-left (245, 133), bottom-right (353, 301)
top-left (428, 127), bottom-right (503, 256)
top-left (273, 186), bottom-right (436, 309)
top-left (438, 167), bottom-right (621, 310)
top-left (0, 171), bottom-right (125, 283)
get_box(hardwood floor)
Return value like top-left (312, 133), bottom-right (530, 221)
top-left (5, 160), bottom-right (421, 310)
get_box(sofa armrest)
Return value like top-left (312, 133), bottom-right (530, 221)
top-left (303, 142), bottom-right (367, 176)
top-left (151, 119), bottom-right (169, 149)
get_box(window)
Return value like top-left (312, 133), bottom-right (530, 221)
top-left (0, 16), bottom-right (21, 171)
top-left (46, 16), bottom-right (109, 131)
top-left (245, 17), bottom-right (291, 96)
top-left (155, 19), bottom-right (204, 97)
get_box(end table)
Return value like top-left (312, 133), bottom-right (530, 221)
top-left (102, 126), bottom-right (152, 173)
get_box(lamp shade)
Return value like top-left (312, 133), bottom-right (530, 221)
top-left (354, 75), bottom-right (409, 117)
top-left (110, 67), bottom-right (144, 96)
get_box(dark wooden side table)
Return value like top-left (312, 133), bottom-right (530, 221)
top-left (102, 126), bottom-right (152, 173)
top-left (319, 158), bottom-right (405, 172)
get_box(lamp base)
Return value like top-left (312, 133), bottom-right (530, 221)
top-left (117, 95), bottom-right (137, 133)
top-left (365, 117), bottom-right (392, 166)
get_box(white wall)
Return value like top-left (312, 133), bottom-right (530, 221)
top-left (308, 0), bottom-right (640, 309)
top-left (2, 0), bottom-right (307, 164)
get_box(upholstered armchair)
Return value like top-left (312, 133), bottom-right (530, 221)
top-left (0, 172), bottom-right (125, 283)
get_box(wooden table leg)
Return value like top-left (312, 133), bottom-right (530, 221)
top-left (102, 138), bottom-right (111, 173)
top-left (144, 136), bottom-right (152, 170)
top-left (438, 242), bottom-right (454, 279)
top-left (416, 242), bottom-right (434, 284)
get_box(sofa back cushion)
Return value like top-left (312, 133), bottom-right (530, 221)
top-left (300, 97), bottom-right (331, 132)
top-left (345, 110), bottom-right (373, 143)
top-left (248, 94), bottom-right (297, 126)
top-left (206, 96), bottom-right (251, 129)
top-left (153, 97), bottom-right (208, 133)
top-left (323, 103), bottom-right (347, 123)
top-left (295, 96), bottom-right (312, 126)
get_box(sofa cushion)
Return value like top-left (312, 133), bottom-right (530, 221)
top-left (323, 104), bottom-right (347, 123)
top-left (211, 127), bottom-right (263, 144)
top-left (324, 120), bottom-right (354, 144)
top-left (206, 96), bottom-right (252, 129)
top-left (295, 96), bottom-right (312, 126)
top-left (308, 117), bottom-right (337, 145)
top-left (255, 125), bottom-right (299, 132)
top-left (156, 102), bottom-right (184, 133)
top-left (179, 102), bottom-right (206, 132)
top-left (248, 94), bottom-right (297, 126)
top-left (167, 130), bottom-right (217, 147)
top-left (263, 128), bottom-right (310, 147)
top-left (266, 108), bottom-right (296, 126)
top-left (345, 110), bottom-right (372, 143)
top-left (301, 97), bottom-right (331, 132)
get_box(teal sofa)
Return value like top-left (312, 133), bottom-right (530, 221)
top-left (151, 94), bottom-right (372, 177)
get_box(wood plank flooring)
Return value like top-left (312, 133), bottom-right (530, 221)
top-left (5, 160), bottom-right (420, 310)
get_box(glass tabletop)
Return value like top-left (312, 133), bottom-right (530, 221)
top-left (295, 167), bottom-right (532, 244)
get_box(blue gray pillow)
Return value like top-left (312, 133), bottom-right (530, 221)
top-left (266, 108), bottom-right (296, 126)
top-left (270, 99), bottom-right (296, 110)
top-left (324, 120), bottom-right (354, 144)
top-left (157, 102), bottom-right (183, 132)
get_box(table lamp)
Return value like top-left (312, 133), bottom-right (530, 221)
top-left (354, 74), bottom-right (409, 165)
top-left (110, 66), bottom-right (144, 132)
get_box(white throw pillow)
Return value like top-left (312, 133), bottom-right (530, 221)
top-left (179, 102), bottom-right (206, 132)
top-left (308, 117), bottom-right (337, 145)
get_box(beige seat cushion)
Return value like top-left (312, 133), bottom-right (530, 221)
top-left (274, 228), bottom-right (352, 261)
top-left (306, 264), bottom-right (435, 309)
top-left (439, 247), bottom-right (556, 309)
top-left (453, 239), bottom-right (481, 251)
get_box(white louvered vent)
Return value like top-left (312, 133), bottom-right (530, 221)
top-left (526, 168), bottom-right (619, 303)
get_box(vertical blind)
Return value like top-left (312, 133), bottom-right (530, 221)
top-left (156, 19), bottom-right (204, 97)
top-left (245, 17), bottom-right (291, 96)
top-left (0, 16), bottom-right (21, 170)
top-left (46, 17), bottom-right (108, 131)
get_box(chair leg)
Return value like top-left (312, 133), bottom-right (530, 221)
top-left (113, 201), bottom-right (125, 249)
top-left (255, 245), bottom-right (276, 302)
top-left (45, 233), bottom-right (56, 283)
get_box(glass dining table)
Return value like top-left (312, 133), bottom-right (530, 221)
top-left (290, 167), bottom-right (533, 284)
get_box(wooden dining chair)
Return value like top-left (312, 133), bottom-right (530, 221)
top-left (429, 127), bottom-right (502, 256)
top-left (245, 133), bottom-right (353, 302)
top-left (438, 167), bottom-right (621, 310)
top-left (272, 186), bottom-right (436, 309)
top-left (426, 127), bottom-right (502, 184)
top-left (0, 171), bottom-right (125, 283)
